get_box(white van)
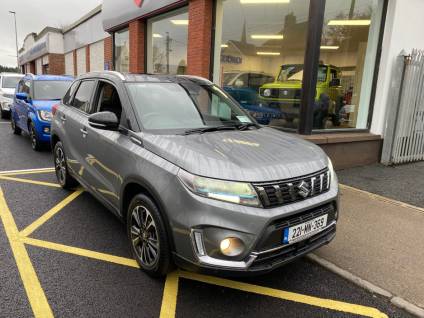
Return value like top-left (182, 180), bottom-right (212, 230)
top-left (0, 72), bottom-right (23, 118)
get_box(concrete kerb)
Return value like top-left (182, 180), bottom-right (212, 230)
top-left (307, 253), bottom-right (424, 318)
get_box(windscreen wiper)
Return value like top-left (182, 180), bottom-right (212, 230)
top-left (235, 123), bottom-right (260, 131)
top-left (183, 126), bottom-right (237, 135)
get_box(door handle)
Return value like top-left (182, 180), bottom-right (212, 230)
top-left (80, 127), bottom-right (88, 138)
top-left (60, 115), bottom-right (66, 122)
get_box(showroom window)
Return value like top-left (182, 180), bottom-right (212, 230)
top-left (114, 28), bottom-right (129, 72)
top-left (213, 0), bottom-right (384, 133)
top-left (147, 8), bottom-right (188, 75)
top-left (317, 0), bottom-right (384, 130)
top-left (213, 0), bottom-right (311, 130)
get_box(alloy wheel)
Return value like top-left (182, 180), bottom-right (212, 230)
top-left (55, 146), bottom-right (67, 185)
top-left (130, 205), bottom-right (160, 267)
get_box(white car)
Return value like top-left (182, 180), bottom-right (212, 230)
top-left (0, 72), bottom-right (23, 119)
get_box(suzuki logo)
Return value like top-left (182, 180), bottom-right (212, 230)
top-left (134, 0), bottom-right (143, 7)
top-left (297, 181), bottom-right (311, 198)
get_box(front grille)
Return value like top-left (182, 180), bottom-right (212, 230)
top-left (253, 168), bottom-right (330, 208)
top-left (3, 93), bottom-right (14, 99)
top-left (260, 88), bottom-right (302, 99)
top-left (254, 202), bottom-right (336, 252)
top-left (250, 225), bottom-right (336, 271)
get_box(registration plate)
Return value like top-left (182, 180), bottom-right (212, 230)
top-left (283, 214), bottom-right (328, 244)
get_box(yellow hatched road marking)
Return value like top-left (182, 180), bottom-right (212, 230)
top-left (160, 271), bottom-right (179, 318)
top-left (176, 271), bottom-right (389, 318)
top-left (0, 175), bottom-right (61, 188)
top-left (0, 167), bottom-right (55, 176)
top-left (20, 189), bottom-right (84, 237)
top-left (0, 188), bottom-right (54, 318)
top-left (20, 236), bottom-right (139, 268)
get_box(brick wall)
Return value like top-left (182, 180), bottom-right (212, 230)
top-left (48, 54), bottom-right (65, 75)
top-left (73, 50), bottom-right (77, 76)
top-left (129, 20), bottom-right (145, 73)
top-left (187, 0), bottom-right (213, 79)
top-left (86, 45), bottom-right (90, 73)
top-left (104, 35), bottom-right (114, 70)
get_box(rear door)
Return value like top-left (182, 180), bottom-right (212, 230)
top-left (61, 80), bottom-right (96, 183)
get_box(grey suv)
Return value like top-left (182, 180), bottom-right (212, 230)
top-left (51, 71), bottom-right (339, 277)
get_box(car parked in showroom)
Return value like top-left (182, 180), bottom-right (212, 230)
top-left (259, 64), bottom-right (344, 129)
top-left (11, 74), bottom-right (73, 150)
top-left (0, 72), bottom-right (23, 119)
top-left (51, 71), bottom-right (339, 277)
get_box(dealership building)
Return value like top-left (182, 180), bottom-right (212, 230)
top-left (18, 0), bottom-right (424, 168)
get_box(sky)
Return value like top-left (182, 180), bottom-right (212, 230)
top-left (0, 0), bottom-right (101, 67)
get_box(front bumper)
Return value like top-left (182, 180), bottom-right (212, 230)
top-left (166, 173), bottom-right (339, 275)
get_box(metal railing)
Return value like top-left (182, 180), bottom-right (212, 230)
top-left (382, 49), bottom-right (424, 165)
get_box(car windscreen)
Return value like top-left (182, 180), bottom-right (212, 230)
top-left (33, 80), bottom-right (72, 100)
top-left (126, 82), bottom-right (254, 132)
top-left (2, 76), bottom-right (22, 89)
top-left (278, 65), bottom-right (328, 82)
top-left (223, 73), bottom-right (238, 85)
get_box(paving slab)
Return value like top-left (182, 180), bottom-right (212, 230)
top-left (316, 185), bottom-right (424, 309)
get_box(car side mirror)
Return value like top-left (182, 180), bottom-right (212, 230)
top-left (16, 92), bottom-right (28, 101)
top-left (330, 78), bottom-right (341, 87)
top-left (88, 111), bottom-right (119, 130)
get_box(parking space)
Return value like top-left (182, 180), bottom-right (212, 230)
top-left (0, 119), bottom-right (415, 318)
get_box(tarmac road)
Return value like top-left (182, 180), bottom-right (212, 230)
top-left (0, 118), bottom-right (414, 318)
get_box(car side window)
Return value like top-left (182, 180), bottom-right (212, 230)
top-left (95, 81), bottom-right (123, 122)
top-left (22, 81), bottom-right (31, 95)
top-left (16, 80), bottom-right (24, 93)
top-left (71, 80), bottom-right (95, 113)
top-left (62, 81), bottom-right (79, 106)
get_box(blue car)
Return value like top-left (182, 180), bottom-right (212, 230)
top-left (11, 74), bottom-right (73, 151)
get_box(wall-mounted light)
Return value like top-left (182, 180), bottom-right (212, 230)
top-left (251, 34), bottom-right (284, 40)
top-left (257, 52), bottom-right (280, 56)
top-left (171, 19), bottom-right (189, 25)
top-left (153, 34), bottom-right (163, 38)
top-left (320, 45), bottom-right (339, 50)
top-left (328, 19), bottom-right (371, 26)
top-left (221, 44), bottom-right (229, 48)
top-left (241, 0), bottom-right (290, 3)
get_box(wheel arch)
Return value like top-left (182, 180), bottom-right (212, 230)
top-left (121, 177), bottom-right (176, 252)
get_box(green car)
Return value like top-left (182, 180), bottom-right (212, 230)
top-left (259, 64), bottom-right (344, 129)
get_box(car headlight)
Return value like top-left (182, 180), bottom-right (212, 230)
top-left (263, 88), bottom-right (271, 97)
top-left (328, 157), bottom-right (335, 180)
top-left (178, 169), bottom-right (261, 207)
top-left (38, 110), bottom-right (52, 121)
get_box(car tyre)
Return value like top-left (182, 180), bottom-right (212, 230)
top-left (11, 118), bottom-right (21, 135)
top-left (1, 110), bottom-right (9, 119)
top-left (29, 122), bottom-right (43, 151)
top-left (54, 141), bottom-right (79, 189)
top-left (127, 194), bottom-right (171, 277)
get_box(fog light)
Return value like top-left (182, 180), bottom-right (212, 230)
top-left (220, 237), bottom-right (244, 257)
top-left (43, 127), bottom-right (50, 134)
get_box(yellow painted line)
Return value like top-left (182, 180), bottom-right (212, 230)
top-left (0, 167), bottom-right (55, 176)
top-left (0, 188), bottom-right (53, 318)
top-left (178, 271), bottom-right (389, 318)
top-left (20, 189), bottom-right (84, 237)
top-left (340, 184), bottom-right (424, 214)
top-left (160, 271), bottom-right (180, 318)
top-left (20, 236), bottom-right (139, 269)
top-left (0, 175), bottom-right (61, 188)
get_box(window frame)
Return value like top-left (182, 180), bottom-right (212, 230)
top-left (69, 80), bottom-right (97, 115)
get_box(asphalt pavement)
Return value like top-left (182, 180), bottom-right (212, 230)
top-left (0, 118), bottom-right (415, 318)
top-left (337, 162), bottom-right (424, 208)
